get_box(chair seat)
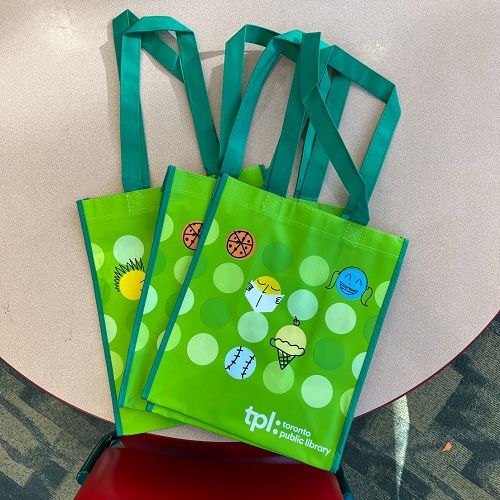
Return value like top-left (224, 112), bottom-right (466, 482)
top-left (75, 433), bottom-right (344, 500)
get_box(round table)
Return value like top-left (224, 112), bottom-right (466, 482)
top-left (1, 0), bottom-right (498, 435)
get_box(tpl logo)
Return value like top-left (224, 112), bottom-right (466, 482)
top-left (244, 406), bottom-right (280, 434)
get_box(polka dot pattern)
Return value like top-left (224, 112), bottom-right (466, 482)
top-left (135, 323), bottom-right (149, 351)
top-left (237, 312), bottom-right (268, 343)
top-left (110, 351), bottom-right (123, 380)
top-left (301, 375), bottom-right (333, 408)
top-left (340, 388), bottom-right (354, 416)
top-left (213, 263), bottom-right (244, 293)
top-left (263, 361), bottom-right (294, 394)
top-left (375, 281), bottom-right (390, 307)
top-left (325, 303), bottom-right (356, 334)
top-left (113, 235), bottom-right (144, 264)
top-left (287, 289), bottom-right (318, 321)
top-left (187, 333), bottom-right (218, 365)
top-left (205, 219), bottom-right (219, 245)
top-left (143, 286), bottom-right (158, 314)
top-left (262, 242), bottom-right (292, 273)
top-left (179, 288), bottom-right (194, 315)
top-left (174, 256), bottom-right (192, 284)
top-left (352, 352), bottom-right (366, 379)
top-left (200, 297), bottom-right (232, 328)
top-left (299, 255), bottom-right (330, 286)
top-left (104, 315), bottom-right (117, 343)
top-left (312, 338), bottom-right (345, 370)
top-left (160, 214), bottom-right (174, 241)
top-left (91, 243), bottom-right (104, 270)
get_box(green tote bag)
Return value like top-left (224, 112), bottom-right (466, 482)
top-left (142, 33), bottom-right (406, 471)
top-left (77, 14), bottom-right (265, 435)
top-left (117, 29), bottom-right (348, 416)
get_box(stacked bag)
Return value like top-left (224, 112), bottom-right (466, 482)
top-left (78, 10), bottom-right (407, 472)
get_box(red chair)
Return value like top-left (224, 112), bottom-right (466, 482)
top-left (76, 431), bottom-right (352, 499)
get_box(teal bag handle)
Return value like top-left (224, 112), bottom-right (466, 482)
top-left (297, 40), bottom-right (401, 211)
top-left (300, 34), bottom-right (370, 224)
top-left (220, 31), bottom-right (351, 193)
top-left (263, 56), bottom-right (351, 197)
top-left (112, 10), bottom-right (184, 191)
top-left (120, 16), bottom-right (219, 192)
top-left (220, 30), bottom-right (316, 178)
top-left (220, 25), bottom-right (279, 164)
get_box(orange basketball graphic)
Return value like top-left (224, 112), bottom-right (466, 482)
top-left (226, 230), bottom-right (256, 259)
top-left (182, 221), bottom-right (203, 250)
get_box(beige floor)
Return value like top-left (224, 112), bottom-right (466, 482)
top-left (0, 0), bottom-right (498, 430)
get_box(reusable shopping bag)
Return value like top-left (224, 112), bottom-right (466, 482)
top-left (77, 13), bottom-right (263, 435)
top-left (143, 33), bottom-right (406, 471)
top-left (117, 28), bottom-right (350, 415)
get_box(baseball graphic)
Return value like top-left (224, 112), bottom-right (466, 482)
top-left (270, 319), bottom-right (307, 369)
top-left (182, 221), bottom-right (203, 250)
top-left (224, 346), bottom-right (256, 379)
top-left (245, 275), bottom-right (284, 313)
top-left (226, 230), bottom-right (256, 259)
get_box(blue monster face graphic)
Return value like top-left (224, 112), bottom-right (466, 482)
top-left (336, 267), bottom-right (367, 300)
top-left (326, 266), bottom-right (373, 305)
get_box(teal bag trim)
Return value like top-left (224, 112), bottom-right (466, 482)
top-left (112, 10), bottom-right (184, 190)
top-left (77, 200), bottom-right (123, 436)
top-left (331, 237), bottom-right (408, 473)
top-left (120, 16), bottom-right (220, 191)
top-left (142, 170), bottom-right (229, 400)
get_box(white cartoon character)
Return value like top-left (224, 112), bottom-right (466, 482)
top-left (245, 276), bottom-right (284, 313)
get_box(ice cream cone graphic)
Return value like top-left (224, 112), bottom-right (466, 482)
top-left (270, 320), bottom-right (307, 369)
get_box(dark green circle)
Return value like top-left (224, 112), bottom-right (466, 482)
top-left (364, 316), bottom-right (378, 342)
top-left (192, 254), bottom-right (207, 279)
top-left (313, 338), bottom-right (345, 371)
top-left (262, 242), bottom-right (293, 273)
top-left (199, 297), bottom-right (231, 328)
top-left (164, 293), bottom-right (178, 315)
top-left (100, 281), bottom-right (111, 305)
top-left (152, 250), bottom-right (166, 276)
top-left (125, 308), bottom-right (136, 330)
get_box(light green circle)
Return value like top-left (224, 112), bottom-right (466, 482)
top-left (299, 255), bottom-right (330, 286)
top-left (144, 286), bottom-right (158, 314)
top-left (135, 323), bottom-right (149, 351)
top-left (213, 263), bottom-right (244, 293)
top-left (375, 281), bottom-right (390, 307)
top-left (113, 235), bottom-right (144, 264)
top-left (205, 219), bottom-right (219, 245)
top-left (313, 338), bottom-right (345, 370)
top-left (91, 243), bottom-right (104, 270)
top-left (174, 256), bottom-right (192, 283)
top-left (187, 333), bottom-right (219, 365)
top-left (287, 289), bottom-right (318, 320)
top-left (200, 298), bottom-right (232, 328)
top-left (160, 214), bottom-right (174, 241)
top-left (352, 352), bottom-right (366, 380)
top-left (263, 361), bottom-right (294, 394)
top-left (325, 303), bottom-right (356, 334)
top-left (110, 351), bottom-right (123, 380)
top-left (157, 323), bottom-right (181, 351)
top-left (301, 375), bottom-right (333, 408)
top-left (104, 314), bottom-right (117, 343)
top-left (238, 311), bottom-right (268, 343)
top-left (262, 242), bottom-right (293, 273)
top-left (179, 288), bottom-right (194, 315)
top-left (340, 388), bottom-right (354, 416)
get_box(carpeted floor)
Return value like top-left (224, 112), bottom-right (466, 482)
top-left (1, 317), bottom-right (498, 499)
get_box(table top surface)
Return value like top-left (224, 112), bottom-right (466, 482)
top-left (1, 0), bottom-right (498, 432)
